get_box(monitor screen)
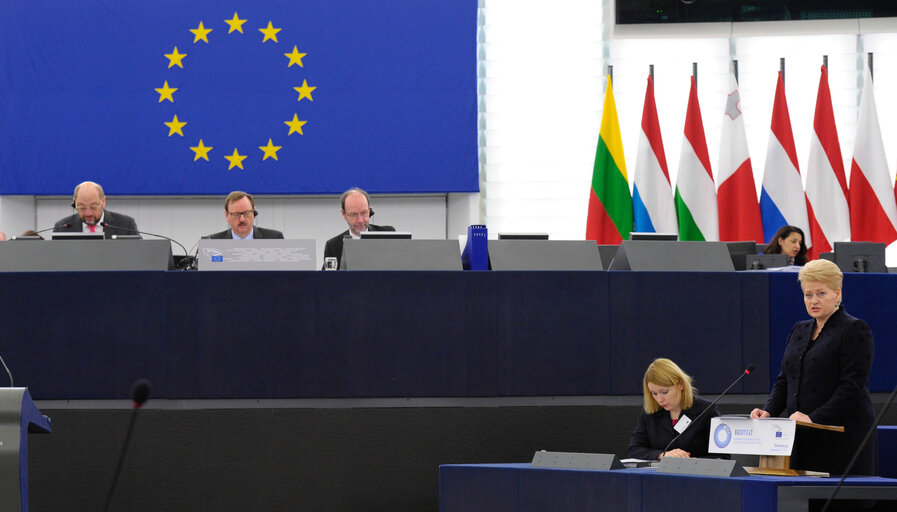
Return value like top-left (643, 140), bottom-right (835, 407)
top-left (629, 232), bottom-right (678, 241)
top-left (51, 232), bottom-right (104, 240)
top-left (359, 232), bottom-right (412, 240)
top-left (745, 254), bottom-right (788, 270)
top-left (726, 241), bottom-right (759, 271)
top-left (833, 242), bottom-right (887, 273)
top-left (497, 233), bottom-right (549, 240)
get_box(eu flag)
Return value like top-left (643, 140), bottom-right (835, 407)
top-left (0, 0), bottom-right (478, 195)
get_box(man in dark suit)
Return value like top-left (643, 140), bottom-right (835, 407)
top-left (53, 181), bottom-right (140, 238)
top-left (322, 188), bottom-right (394, 268)
top-left (206, 191), bottom-right (284, 240)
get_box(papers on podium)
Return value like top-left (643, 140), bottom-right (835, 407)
top-left (708, 416), bottom-right (796, 456)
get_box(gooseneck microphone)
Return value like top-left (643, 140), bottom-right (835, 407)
top-left (820, 378), bottom-right (897, 512)
top-left (0, 353), bottom-right (13, 386)
top-left (10, 225), bottom-right (68, 239)
top-left (102, 378), bottom-right (151, 512)
top-left (101, 222), bottom-right (193, 268)
top-left (660, 364), bottom-right (755, 458)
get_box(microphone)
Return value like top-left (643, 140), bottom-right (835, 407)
top-left (820, 378), bottom-right (897, 512)
top-left (0, 353), bottom-right (13, 386)
top-left (10, 225), bottom-right (68, 239)
top-left (660, 364), bottom-right (755, 458)
top-left (102, 378), bottom-right (152, 512)
top-left (101, 222), bottom-right (193, 269)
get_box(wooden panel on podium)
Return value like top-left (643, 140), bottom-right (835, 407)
top-left (746, 421), bottom-right (843, 477)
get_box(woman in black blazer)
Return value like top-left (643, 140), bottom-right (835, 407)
top-left (627, 358), bottom-right (724, 460)
top-left (751, 259), bottom-right (876, 475)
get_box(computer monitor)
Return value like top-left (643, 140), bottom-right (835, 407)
top-left (51, 232), bottom-right (104, 240)
top-left (745, 254), bottom-right (788, 270)
top-left (359, 232), bottom-right (412, 239)
top-left (497, 233), bottom-right (549, 240)
top-left (629, 232), bottom-right (678, 241)
top-left (833, 242), bottom-right (887, 273)
top-left (726, 241), bottom-right (759, 271)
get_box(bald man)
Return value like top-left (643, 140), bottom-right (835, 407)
top-left (53, 181), bottom-right (140, 238)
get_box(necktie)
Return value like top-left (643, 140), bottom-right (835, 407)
top-left (88, 224), bottom-right (97, 233)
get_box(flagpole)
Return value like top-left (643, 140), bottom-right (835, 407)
top-left (823, 55), bottom-right (828, 69)
top-left (732, 59), bottom-right (738, 82)
top-left (693, 62), bottom-right (698, 92)
top-left (780, 58), bottom-right (785, 86)
top-left (868, 52), bottom-right (873, 81)
top-left (608, 64), bottom-right (613, 86)
top-left (649, 64), bottom-right (654, 81)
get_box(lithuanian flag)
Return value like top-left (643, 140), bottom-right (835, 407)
top-left (586, 76), bottom-right (633, 244)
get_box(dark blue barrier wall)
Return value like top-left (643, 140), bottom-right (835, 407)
top-left (2, 270), bottom-right (894, 399)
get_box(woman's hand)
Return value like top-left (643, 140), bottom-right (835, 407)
top-left (750, 408), bottom-right (770, 419)
top-left (789, 411), bottom-right (812, 423)
top-left (659, 448), bottom-right (690, 459)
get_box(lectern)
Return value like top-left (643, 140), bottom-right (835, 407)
top-left (0, 389), bottom-right (51, 512)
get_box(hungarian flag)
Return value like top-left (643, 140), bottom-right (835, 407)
top-left (717, 72), bottom-right (764, 243)
top-left (633, 74), bottom-right (677, 234)
top-left (805, 65), bottom-right (850, 259)
top-left (848, 68), bottom-right (897, 244)
top-left (760, 71), bottom-right (811, 248)
top-left (586, 76), bottom-right (632, 243)
top-left (675, 76), bottom-right (718, 241)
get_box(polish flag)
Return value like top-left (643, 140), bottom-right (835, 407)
top-left (848, 68), bottom-right (897, 244)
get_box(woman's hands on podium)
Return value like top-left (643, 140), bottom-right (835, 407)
top-left (659, 448), bottom-right (690, 459)
top-left (750, 408), bottom-right (770, 419)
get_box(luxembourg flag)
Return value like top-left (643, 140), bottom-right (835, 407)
top-left (675, 75), bottom-right (718, 241)
top-left (848, 68), bottom-right (897, 244)
top-left (633, 74), bottom-right (677, 234)
top-left (805, 65), bottom-right (850, 259)
top-left (759, 71), bottom-right (811, 248)
top-left (717, 72), bottom-right (764, 243)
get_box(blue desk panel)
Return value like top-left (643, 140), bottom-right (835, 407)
top-left (439, 463), bottom-right (897, 512)
top-left (2, 270), bottom-right (894, 399)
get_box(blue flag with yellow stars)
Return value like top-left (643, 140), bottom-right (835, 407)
top-left (0, 0), bottom-right (477, 195)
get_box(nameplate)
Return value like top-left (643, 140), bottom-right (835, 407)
top-left (708, 416), bottom-right (796, 456)
top-left (657, 457), bottom-right (748, 477)
top-left (531, 451), bottom-right (623, 470)
top-left (197, 239), bottom-right (316, 271)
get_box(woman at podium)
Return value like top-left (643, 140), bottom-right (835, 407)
top-left (627, 358), bottom-right (724, 460)
top-left (750, 259), bottom-right (876, 475)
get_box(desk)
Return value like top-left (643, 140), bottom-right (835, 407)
top-left (439, 463), bottom-right (897, 512)
top-left (1, 270), bottom-right (894, 399)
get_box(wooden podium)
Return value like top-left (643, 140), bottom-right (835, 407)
top-left (0, 388), bottom-right (52, 512)
top-left (746, 420), bottom-right (844, 477)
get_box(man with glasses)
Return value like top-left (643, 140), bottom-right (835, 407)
top-left (207, 191), bottom-right (283, 240)
top-left (322, 187), bottom-right (394, 268)
top-left (53, 181), bottom-right (139, 238)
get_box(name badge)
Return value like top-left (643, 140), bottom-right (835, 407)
top-left (674, 414), bottom-right (692, 434)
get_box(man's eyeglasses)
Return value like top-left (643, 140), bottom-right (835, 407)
top-left (75, 203), bottom-right (102, 212)
top-left (227, 210), bottom-right (255, 219)
top-left (345, 210), bottom-right (371, 221)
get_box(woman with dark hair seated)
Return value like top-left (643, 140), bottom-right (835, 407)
top-left (763, 225), bottom-right (807, 265)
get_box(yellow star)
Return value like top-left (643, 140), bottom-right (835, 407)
top-left (284, 114), bottom-right (308, 135)
top-left (165, 46), bottom-right (187, 68)
top-left (164, 115), bottom-right (187, 137)
top-left (293, 80), bottom-right (316, 102)
top-left (190, 21), bottom-right (213, 43)
top-left (258, 139), bottom-right (282, 161)
top-left (225, 12), bottom-right (247, 34)
top-left (224, 148), bottom-right (247, 170)
top-left (284, 46), bottom-right (307, 67)
top-left (259, 21), bottom-right (281, 43)
top-left (154, 81), bottom-right (177, 103)
top-left (190, 140), bottom-right (213, 161)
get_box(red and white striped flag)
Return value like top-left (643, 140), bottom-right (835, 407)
top-left (805, 65), bottom-right (850, 259)
top-left (675, 76), bottom-right (718, 241)
top-left (717, 72), bottom-right (764, 243)
top-left (848, 68), bottom-right (897, 244)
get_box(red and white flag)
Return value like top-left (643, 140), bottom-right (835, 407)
top-left (848, 68), bottom-right (897, 244)
top-left (717, 72), bottom-right (764, 243)
top-left (805, 65), bottom-right (850, 259)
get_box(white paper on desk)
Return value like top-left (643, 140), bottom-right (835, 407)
top-left (708, 416), bottom-right (796, 456)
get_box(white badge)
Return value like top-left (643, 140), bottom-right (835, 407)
top-left (674, 414), bottom-right (692, 434)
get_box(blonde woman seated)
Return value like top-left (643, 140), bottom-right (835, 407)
top-left (627, 358), bottom-right (726, 460)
